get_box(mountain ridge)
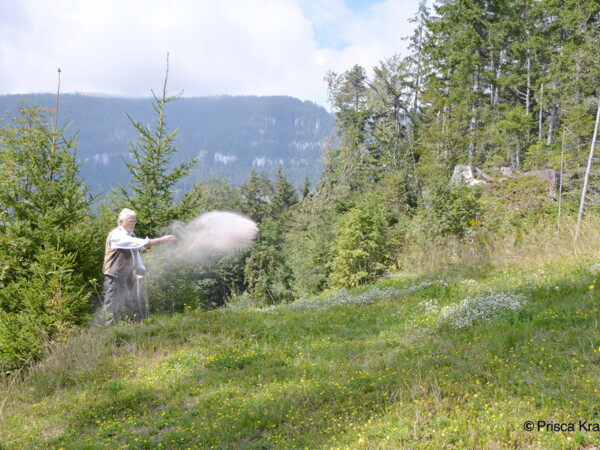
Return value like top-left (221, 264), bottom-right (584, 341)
top-left (0, 93), bottom-right (336, 195)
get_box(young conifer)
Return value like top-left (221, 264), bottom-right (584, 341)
top-left (116, 55), bottom-right (198, 237)
top-left (0, 74), bottom-right (95, 370)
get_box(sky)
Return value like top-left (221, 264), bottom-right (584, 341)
top-left (0, 0), bottom-right (427, 109)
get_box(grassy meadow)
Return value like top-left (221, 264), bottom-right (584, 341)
top-left (2, 220), bottom-right (600, 448)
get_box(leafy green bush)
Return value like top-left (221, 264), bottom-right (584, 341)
top-left (330, 204), bottom-right (391, 288)
top-left (144, 252), bottom-right (248, 312)
top-left (143, 265), bottom-right (204, 313)
top-left (0, 247), bottom-right (90, 372)
top-left (420, 183), bottom-right (483, 239)
top-left (284, 197), bottom-right (336, 296)
top-left (481, 175), bottom-right (558, 235)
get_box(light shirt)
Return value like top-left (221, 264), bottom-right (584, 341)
top-left (109, 226), bottom-right (150, 271)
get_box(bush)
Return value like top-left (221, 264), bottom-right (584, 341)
top-left (421, 183), bottom-right (483, 239)
top-left (284, 197), bottom-right (336, 296)
top-left (0, 247), bottom-right (90, 372)
top-left (330, 204), bottom-right (391, 288)
top-left (144, 252), bottom-right (248, 312)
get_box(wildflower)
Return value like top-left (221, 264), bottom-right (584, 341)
top-left (438, 290), bottom-right (527, 329)
top-left (590, 285), bottom-right (595, 290)
top-left (293, 286), bottom-right (403, 311)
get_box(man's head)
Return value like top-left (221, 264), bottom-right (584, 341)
top-left (118, 208), bottom-right (137, 232)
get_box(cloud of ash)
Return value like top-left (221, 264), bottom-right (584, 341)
top-left (151, 211), bottom-right (259, 269)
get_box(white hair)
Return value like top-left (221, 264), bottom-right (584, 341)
top-left (118, 208), bottom-right (136, 224)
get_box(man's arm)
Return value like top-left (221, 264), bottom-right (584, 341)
top-left (144, 235), bottom-right (177, 248)
top-left (110, 228), bottom-right (150, 250)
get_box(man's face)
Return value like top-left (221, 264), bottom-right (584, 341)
top-left (122, 215), bottom-right (137, 233)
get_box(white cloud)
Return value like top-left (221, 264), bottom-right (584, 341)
top-left (0, 0), bottom-right (422, 108)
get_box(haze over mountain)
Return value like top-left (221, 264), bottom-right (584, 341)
top-left (0, 94), bottom-right (335, 196)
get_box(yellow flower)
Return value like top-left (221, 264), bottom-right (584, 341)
top-left (590, 285), bottom-right (595, 290)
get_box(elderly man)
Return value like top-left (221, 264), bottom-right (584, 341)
top-left (102, 208), bottom-right (176, 323)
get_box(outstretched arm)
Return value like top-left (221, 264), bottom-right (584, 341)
top-left (144, 235), bottom-right (177, 248)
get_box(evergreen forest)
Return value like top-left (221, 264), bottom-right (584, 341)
top-left (1, 0), bottom-right (599, 390)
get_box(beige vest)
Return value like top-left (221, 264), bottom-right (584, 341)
top-left (103, 228), bottom-right (136, 277)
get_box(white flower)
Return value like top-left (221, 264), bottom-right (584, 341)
top-left (438, 290), bottom-right (527, 329)
top-left (293, 286), bottom-right (403, 311)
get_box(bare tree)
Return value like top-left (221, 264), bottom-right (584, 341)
top-left (575, 98), bottom-right (600, 240)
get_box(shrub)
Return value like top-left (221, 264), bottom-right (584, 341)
top-left (420, 183), bottom-right (483, 239)
top-left (330, 204), bottom-right (392, 288)
top-left (0, 247), bottom-right (90, 372)
top-left (144, 252), bottom-right (248, 312)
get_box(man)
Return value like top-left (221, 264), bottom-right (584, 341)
top-left (102, 208), bottom-right (176, 323)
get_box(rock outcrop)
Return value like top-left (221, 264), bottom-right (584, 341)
top-left (452, 165), bottom-right (559, 199)
top-left (450, 165), bottom-right (493, 186)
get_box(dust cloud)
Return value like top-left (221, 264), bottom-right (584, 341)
top-left (155, 211), bottom-right (259, 268)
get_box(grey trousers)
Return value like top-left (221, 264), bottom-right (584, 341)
top-left (102, 274), bottom-right (147, 323)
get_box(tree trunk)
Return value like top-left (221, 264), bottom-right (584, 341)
top-left (547, 103), bottom-right (557, 146)
top-left (525, 56), bottom-right (531, 116)
top-left (525, 55), bottom-right (532, 145)
top-left (469, 60), bottom-right (480, 162)
top-left (492, 50), bottom-right (503, 107)
top-left (575, 98), bottom-right (600, 240)
top-left (411, 31), bottom-right (424, 115)
top-left (538, 83), bottom-right (543, 141)
top-left (515, 136), bottom-right (521, 171)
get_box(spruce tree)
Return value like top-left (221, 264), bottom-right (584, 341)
top-left (0, 102), bottom-right (95, 371)
top-left (406, 0), bottom-right (431, 116)
top-left (301, 175), bottom-right (311, 199)
top-left (270, 167), bottom-right (298, 218)
top-left (116, 58), bottom-right (198, 237)
top-left (239, 169), bottom-right (273, 224)
top-left (323, 65), bottom-right (374, 193)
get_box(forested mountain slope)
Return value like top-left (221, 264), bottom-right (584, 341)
top-left (0, 94), bottom-right (335, 194)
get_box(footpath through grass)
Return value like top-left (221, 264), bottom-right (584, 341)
top-left (2, 256), bottom-right (600, 448)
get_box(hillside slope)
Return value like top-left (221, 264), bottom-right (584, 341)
top-left (2, 253), bottom-right (600, 448)
top-left (0, 94), bottom-right (335, 194)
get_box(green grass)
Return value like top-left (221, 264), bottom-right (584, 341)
top-left (2, 255), bottom-right (600, 448)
